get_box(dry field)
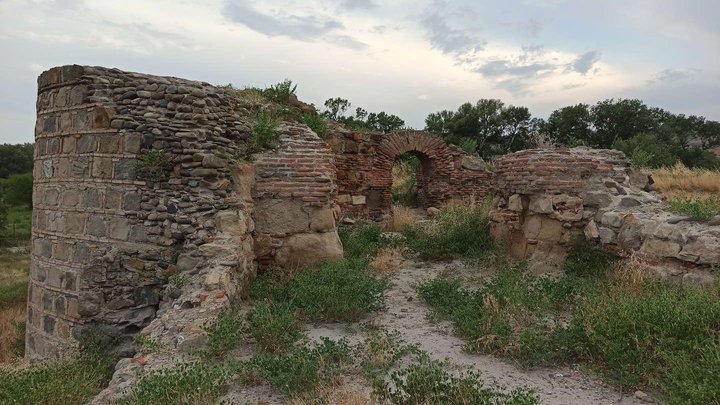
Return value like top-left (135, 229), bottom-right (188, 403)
top-left (0, 252), bottom-right (29, 363)
top-left (648, 163), bottom-right (720, 196)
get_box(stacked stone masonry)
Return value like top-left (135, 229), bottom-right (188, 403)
top-left (492, 148), bottom-right (719, 284)
top-left (328, 129), bottom-right (493, 220)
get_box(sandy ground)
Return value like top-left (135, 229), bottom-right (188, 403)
top-left (222, 260), bottom-right (655, 405)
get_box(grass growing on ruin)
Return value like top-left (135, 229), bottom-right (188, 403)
top-left (202, 306), bottom-right (246, 358)
top-left (251, 225), bottom-right (389, 322)
top-left (300, 113), bottom-right (328, 137)
top-left (250, 302), bottom-right (301, 353)
top-left (667, 193), bottom-right (720, 220)
top-left (0, 334), bottom-right (118, 405)
top-left (418, 244), bottom-right (720, 403)
top-left (0, 252), bottom-right (29, 363)
top-left (251, 112), bottom-right (281, 149)
top-left (403, 199), bottom-right (495, 262)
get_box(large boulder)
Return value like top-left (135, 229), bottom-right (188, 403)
top-left (275, 231), bottom-right (343, 269)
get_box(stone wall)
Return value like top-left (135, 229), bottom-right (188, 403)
top-left (492, 148), bottom-right (719, 283)
top-left (253, 123), bottom-right (343, 269)
top-left (329, 129), bottom-right (493, 220)
top-left (30, 65), bottom-right (325, 361)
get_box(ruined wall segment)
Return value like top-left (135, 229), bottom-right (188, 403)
top-left (30, 65), bottom-right (257, 361)
top-left (492, 148), bottom-right (719, 284)
top-left (330, 129), bottom-right (493, 220)
top-left (253, 123), bottom-right (343, 269)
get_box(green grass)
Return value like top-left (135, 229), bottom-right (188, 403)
top-left (300, 113), bottom-right (328, 137)
top-left (118, 362), bottom-right (234, 405)
top-left (668, 195), bottom-right (720, 220)
top-left (250, 302), bottom-right (301, 352)
top-left (1, 206), bottom-right (31, 247)
top-left (0, 280), bottom-right (27, 307)
top-left (402, 202), bottom-right (494, 261)
top-left (202, 306), bottom-right (245, 358)
top-left (417, 243), bottom-right (720, 403)
top-left (0, 334), bottom-right (118, 405)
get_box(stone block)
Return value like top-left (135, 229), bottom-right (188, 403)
top-left (123, 192), bottom-right (142, 211)
top-left (598, 227), bottom-right (616, 244)
top-left (551, 194), bottom-right (583, 221)
top-left (61, 190), bottom-right (80, 208)
top-left (124, 133), bottom-right (143, 154)
top-left (86, 215), bottom-right (106, 237)
top-left (92, 157), bottom-right (113, 179)
top-left (308, 206), bottom-right (336, 232)
top-left (584, 219), bottom-right (600, 240)
top-left (352, 195), bottom-right (366, 205)
top-left (83, 188), bottom-right (101, 208)
top-left (77, 291), bottom-right (104, 317)
top-left (62, 135), bottom-right (76, 153)
top-left (97, 135), bottom-right (120, 153)
top-left (640, 239), bottom-right (681, 258)
top-left (215, 210), bottom-right (248, 235)
top-left (529, 194), bottom-right (553, 214)
top-left (507, 194), bottom-right (523, 212)
top-left (65, 212), bottom-right (86, 234)
top-left (108, 217), bottom-right (130, 240)
top-left (275, 231), bottom-right (343, 269)
top-left (72, 109), bottom-right (91, 130)
top-left (114, 159), bottom-right (136, 180)
top-left (254, 199), bottom-right (308, 235)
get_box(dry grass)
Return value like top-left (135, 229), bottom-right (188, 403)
top-left (610, 254), bottom-right (649, 296)
top-left (648, 162), bottom-right (720, 195)
top-left (371, 247), bottom-right (404, 274)
top-left (0, 252), bottom-right (29, 363)
top-left (385, 205), bottom-right (417, 232)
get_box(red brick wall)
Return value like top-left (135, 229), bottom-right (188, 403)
top-left (330, 130), bottom-right (493, 220)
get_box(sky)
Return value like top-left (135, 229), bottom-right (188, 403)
top-left (0, 0), bottom-right (718, 144)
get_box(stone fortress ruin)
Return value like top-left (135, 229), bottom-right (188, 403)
top-left (27, 65), bottom-right (720, 383)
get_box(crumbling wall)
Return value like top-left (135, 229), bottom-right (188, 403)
top-left (253, 123), bottom-right (343, 269)
top-left (492, 148), bottom-right (719, 284)
top-left (329, 129), bottom-right (493, 220)
top-left (29, 65), bottom-right (261, 361)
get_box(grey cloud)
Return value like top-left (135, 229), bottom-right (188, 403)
top-left (422, 10), bottom-right (485, 56)
top-left (571, 50), bottom-right (600, 74)
top-left (222, 1), bottom-right (342, 41)
top-left (525, 18), bottom-right (543, 37)
top-left (474, 60), bottom-right (553, 77)
top-left (647, 68), bottom-right (702, 84)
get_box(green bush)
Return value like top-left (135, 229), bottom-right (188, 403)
top-left (250, 302), bottom-right (301, 352)
top-left (135, 150), bottom-right (172, 182)
top-left (300, 113), bottom-right (328, 137)
top-left (403, 202), bottom-right (494, 261)
top-left (263, 79), bottom-right (297, 104)
top-left (0, 280), bottom-right (27, 306)
top-left (0, 173), bottom-right (32, 207)
top-left (251, 112), bottom-right (281, 149)
top-left (338, 224), bottom-right (387, 260)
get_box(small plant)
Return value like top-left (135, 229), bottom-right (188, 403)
top-left (300, 113), bottom-right (328, 137)
top-left (134, 335), bottom-right (161, 353)
top-left (245, 338), bottom-right (351, 396)
top-left (118, 362), bottom-right (234, 405)
top-left (250, 302), bottom-right (301, 353)
top-left (458, 137), bottom-right (478, 155)
top-left (371, 247), bottom-right (404, 274)
top-left (377, 358), bottom-right (538, 405)
top-left (167, 273), bottom-right (187, 289)
top-left (203, 307), bottom-right (245, 358)
top-left (251, 112), bottom-right (281, 150)
top-left (264, 79), bottom-right (297, 104)
top-left (135, 150), bottom-right (172, 182)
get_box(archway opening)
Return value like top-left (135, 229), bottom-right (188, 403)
top-left (391, 153), bottom-right (421, 207)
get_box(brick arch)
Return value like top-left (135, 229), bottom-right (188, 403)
top-left (371, 131), bottom-right (455, 213)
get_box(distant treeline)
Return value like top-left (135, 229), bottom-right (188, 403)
top-left (0, 143), bottom-right (33, 207)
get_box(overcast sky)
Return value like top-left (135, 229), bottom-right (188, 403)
top-left (1, 0), bottom-right (719, 144)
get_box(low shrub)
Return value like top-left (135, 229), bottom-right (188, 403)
top-left (371, 247), bottom-right (404, 274)
top-left (245, 338), bottom-right (351, 395)
top-left (300, 113), bottom-right (328, 137)
top-left (251, 112), bottom-right (281, 150)
top-left (338, 224), bottom-right (387, 260)
top-left (135, 150), bottom-right (172, 182)
top-left (250, 302), bottom-right (301, 353)
top-left (263, 79), bottom-right (297, 104)
top-left (403, 200), bottom-right (494, 261)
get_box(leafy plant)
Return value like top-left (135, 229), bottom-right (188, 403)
top-left (300, 113), bottom-right (328, 137)
top-left (203, 307), bottom-right (245, 358)
top-left (668, 195), bottom-right (720, 221)
top-left (251, 112), bottom-right (281, 150)
top-left (250, 302), bottom-right (301, 353)
top-left (264, 79), bottom-right (297, 104)
top-left (135, 150), bottom-right (172, 182)
top-left (134, 335), bottom-right (161, 353)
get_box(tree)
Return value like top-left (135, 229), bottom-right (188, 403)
top-left (0, 173), bottom-right (33, 207)
top-left (322, 98), bottom-right (351, 121)
top-left (699, 120), bottom-right (720, 149)
top-left (543, 104), bottom-right (593, 146)
top-left (424, 99), bottom-right (538, 158)
top-left (590, 99), bottom-right (657, 148)
top-left (0, 143), bottom-right (34, 178)
top-left (366, 112), bottom-right (405, 133)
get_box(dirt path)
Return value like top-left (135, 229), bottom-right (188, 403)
top-left (224, 260), bottom-right (655, 404)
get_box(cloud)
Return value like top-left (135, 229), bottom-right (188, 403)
top-left (421, 6), bottom-right (485, 56)
top-left (475, 60), bottom-right (553, 77)
top-left (222, 1), bottom-right (342, 41)
top-left (647, 68), bottom-right (702, 84)
top-left (571, 50), bottom-right (600, 74)
top-left (339, 0), bottom-right (377, 10)
top-left (524, 18), bottom-right (543, 37)
top-left (327, 35), bottom-right (367, 50)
